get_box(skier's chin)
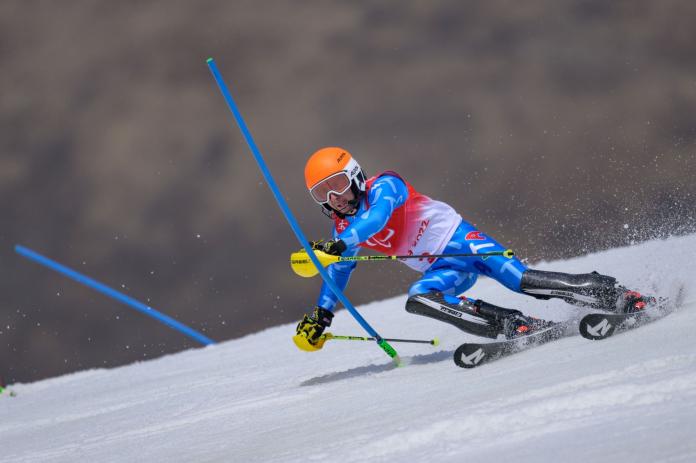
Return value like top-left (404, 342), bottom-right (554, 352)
top-left (336, 205), bottom-right (356, 216)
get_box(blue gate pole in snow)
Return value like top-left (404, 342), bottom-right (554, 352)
top-left (206, 58), bottom-right (399, 362)
top-left (15, 245), bottom-right (215, 346)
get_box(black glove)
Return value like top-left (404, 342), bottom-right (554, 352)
top-left (310, 239), bottom-right (347, 257)
top-left (295, 306), bottom-right (334, 344)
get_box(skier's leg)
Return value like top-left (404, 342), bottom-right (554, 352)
top-left (406, 267), bottom-right (504, 338)
top-left (405, 265), bottom-right (549, 339)
top-left (445, 221), bottom-right (651, 313)
top-left (405, 220), bottom-right (552, 338)
top-left (407, 265), bottom-right (478, 304)
top-left (437, 220), bottom-right (529, 292)
top-left (406, 286), bottom-right (552, 339)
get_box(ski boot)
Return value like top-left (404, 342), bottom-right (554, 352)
top-left (405, 292), bottom-right (501, 339)
top-left (501, 313), bottom-right (556, 339)
top-left (471, 299), bottom-right (554, 339)
top-left (405, 292), bottom-right (557, 339)
top-left (521, 269), bottom-right (655, 313)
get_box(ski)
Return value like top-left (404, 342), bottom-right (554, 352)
top-left (579, 312), bottom-right (648, 340)
top-left (453, 321), bottom-right (573, 368)
top-left (580, 288), bottom-right (684, 341)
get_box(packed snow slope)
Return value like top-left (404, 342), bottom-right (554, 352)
top-left (2, 234), bottom-right (695, 463)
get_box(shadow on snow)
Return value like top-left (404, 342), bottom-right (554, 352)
top-left (300, 349), bottom-right (454, 386)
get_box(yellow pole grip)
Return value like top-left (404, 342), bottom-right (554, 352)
top-left (290, 250), bottom-right (340, 277)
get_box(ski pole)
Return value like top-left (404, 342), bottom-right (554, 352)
top-left (207, 58), bottom-right (400, 364)
top-left (291, 249), bottom-right (514, 277)
top-left (324, 333), bottom-right (440, 346)
top-left (15, 245), bottom-right (216, 346)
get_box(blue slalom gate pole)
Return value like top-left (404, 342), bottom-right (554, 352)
top-left (15, 245), bottom-right (215, 346)
top-left (206, 58), bottom-right (399, 362)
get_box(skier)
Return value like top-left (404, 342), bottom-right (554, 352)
top-left (293, 147), bottom-right (654, 351)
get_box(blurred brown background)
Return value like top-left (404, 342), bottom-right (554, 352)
top-left (2, 0), bottom-right (695, 383)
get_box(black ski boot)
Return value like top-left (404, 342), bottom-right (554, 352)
top-left (520, 269), bottom-right (657, 314)
top-left (520, 269), bottom-right (618, 308)
top-left (406, 292), bottom-right (554, 339)
top-left (405, 292), bottom-right (501, 338)
top-left (501, 312), bottom-right (556, 339)
top-left (472, 299), bottom-right (554, 339)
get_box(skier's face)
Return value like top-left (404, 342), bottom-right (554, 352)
top-left (328, 189), bottom-right (356, 215)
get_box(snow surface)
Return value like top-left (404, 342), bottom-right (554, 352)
top-left (2, 234), bottom-right (696, 463)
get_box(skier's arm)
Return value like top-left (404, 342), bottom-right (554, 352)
top-left (294, 176), bottom-right (408, 351)
top-left (294, 239), bottom-right (358, 351)
top-left (313, 175), bottom-right (408, 310)
top-left (315, 231), bottom-right (360, 310)
top-left (337, 175), bottom-right (409, 247)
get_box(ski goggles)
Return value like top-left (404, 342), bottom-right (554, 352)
top-left (309, 172), bottom-right (352, 204)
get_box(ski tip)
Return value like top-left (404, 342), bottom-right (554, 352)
top-left (431, 337), bottom-right (440, 347)
top-left (206, 57), bottom-right (214, 64)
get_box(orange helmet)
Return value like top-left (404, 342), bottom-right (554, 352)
top-left (305, 147), bottom-right (367, 216)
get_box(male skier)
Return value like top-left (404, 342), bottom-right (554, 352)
top-left (293, 147), bottom-right (654, 351)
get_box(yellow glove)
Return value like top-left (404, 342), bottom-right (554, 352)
top-left (310, 239), bottom-right (347, 256)
top-left (293, 307), bottom-right (334, 352)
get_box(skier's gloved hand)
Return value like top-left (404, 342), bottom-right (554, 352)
top-left (293, 307), bottom-right (334, 352)
top-left (310, 239), bottom-right (347, 256)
